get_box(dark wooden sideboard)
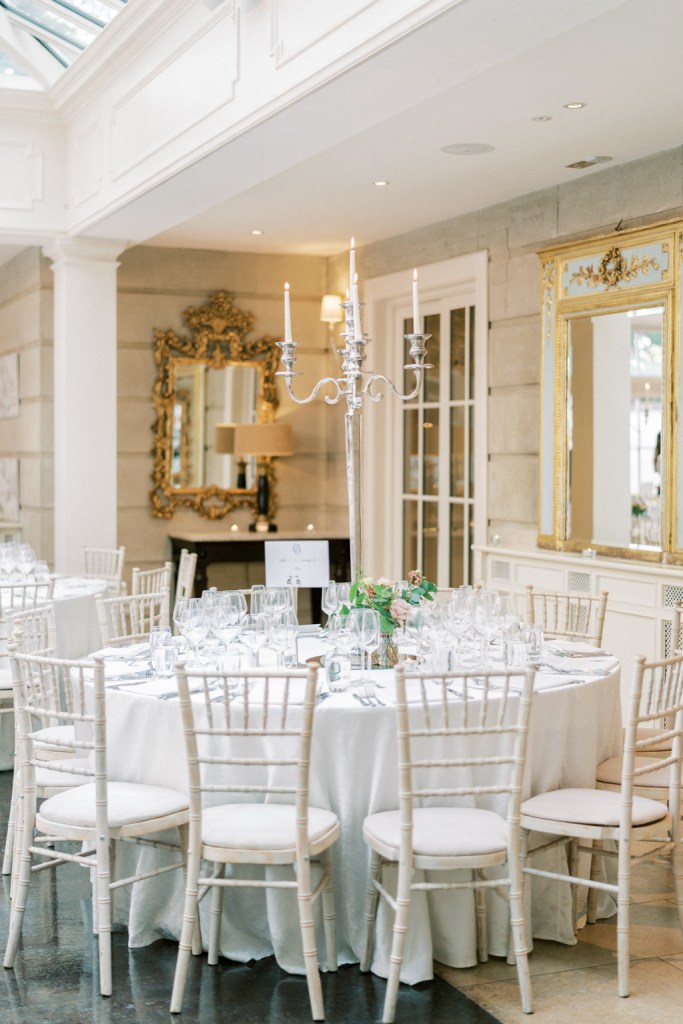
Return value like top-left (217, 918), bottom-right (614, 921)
top-left (169, 532), bottom-right (351, 622)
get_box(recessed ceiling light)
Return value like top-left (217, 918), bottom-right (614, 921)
top-left (567, 160), bottom-right (596, 169)
top-left (373, 180), bottom-right (390, 187)
top-left (563, 101), bottom-right (587, 110)
top-left (250, 229), bottom-right (263, 236)
top-left (441, 143), bottom-right (495, 156)
top-left (531, 115), bottom-right (552, 122)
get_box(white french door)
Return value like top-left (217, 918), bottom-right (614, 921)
top-left (362, 252), bottom-right (487, 588)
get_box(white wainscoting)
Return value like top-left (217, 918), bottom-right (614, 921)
top-left (477, 544), bottom-right (683, 715)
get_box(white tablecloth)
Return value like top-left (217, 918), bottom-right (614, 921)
top-left (98, 641), bottom-right (622, 982)
top-left (0, 576), bottom-right (106, 768)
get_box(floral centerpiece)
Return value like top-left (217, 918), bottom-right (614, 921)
top-left (341, 570), bottom-right (437, 634)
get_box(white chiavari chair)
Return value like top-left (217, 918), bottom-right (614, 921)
top-left (96, 589), bottom-right (170, 647)
top-left (521, 649), bottom-right (683, 998)
top-left (525, 584), bottom-right (608, 647)
top-left (2, 601), bottom-right (58, 877)
top-left (170, 662), bottom-right (340, 1020)
top-left (83, 545), bottom-right (126, 597)
top-left (131, 561), bottom-right (173, 596)
top-left (360, 664), bottom-right (535, 1023)
top-left (173, 549), bottom-right (197, 622)
top-left (4, 649), bottom-right (190, 996)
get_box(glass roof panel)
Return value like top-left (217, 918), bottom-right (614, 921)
top-left (0, 0), bottom-right (127, 83)
top-left (0, 49), bottom-right (30, 76)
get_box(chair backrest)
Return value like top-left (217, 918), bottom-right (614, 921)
top-left (83, 546), bottom-right (126, 596)
top-left (621, 650), bottom-right (683, 826)
top-left (174, 549), bottom-right (197, 615)
top-left (393, 663), bottom-right (535, 848)
top-left (176, 662), bottom-right (319, 836)
top-left (525, 585), bottom-right (608, 646)
top-left (11, 601), bottom-right (57, 654)
top-left (132, 562), bottom-right (173, 596)
top-left (11, 647), bottom-right (101, 769)
top-left (96, 589), bottom-right (170, 646)
top-left (0, 579), bottom-right (55, 625)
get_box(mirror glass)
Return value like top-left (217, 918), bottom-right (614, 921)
top-left (170, 363), bottom-right (258, 491)
top-left (566, 306), bottom-right (664, 552)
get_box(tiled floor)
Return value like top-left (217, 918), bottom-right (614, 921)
top-left (436, 856), bottom-right (683, 1024)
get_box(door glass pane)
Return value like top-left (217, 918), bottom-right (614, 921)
top-left (423, 411), bottom-right (439, 495)
top-left (469, 306), bottom-right (476, 398)
top-left (423, 312), bottom-right (440, 402)
top-left (423, 502), bottom-right (438, 580)
top-left (469, 406), bottom-right (475, 499)
top-left (403, 500), bottom-right (418, 572)
top-left (404, 409), bottom-right (419, 494)
top-left (451, 407), bottom-right (465, 497)
top-left (451, 308), bottom-right (466, 401)
top-left (450, 504), bottom-right (465, 586)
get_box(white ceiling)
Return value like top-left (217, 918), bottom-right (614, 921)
top-left (141, 0), bottom-right (683, 257)
top-left (2, 0), bottom-right (683, 265)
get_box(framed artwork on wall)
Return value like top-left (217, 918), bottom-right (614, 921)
top-left (0, 458), bottom-right (19, 522)
top-left (0, 353), bottom-right (19, 418)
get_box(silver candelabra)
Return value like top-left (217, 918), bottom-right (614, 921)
top-left (277, 288), bottom-right (431, 580)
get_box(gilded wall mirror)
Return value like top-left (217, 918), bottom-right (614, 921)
top-left (539, 220), bottom-right (683, 562)
top-left (150, 292), bottom-right (280, 520)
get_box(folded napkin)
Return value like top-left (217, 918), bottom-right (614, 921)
top-left (545, 639), bottom-right (607, 657)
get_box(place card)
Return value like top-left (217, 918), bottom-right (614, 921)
top-left (265, 540), bottom-right (330, 587)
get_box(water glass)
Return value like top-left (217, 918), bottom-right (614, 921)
top-left (325, 652), bottom-right (351, 691)
top-left (503, 637), bottom-right (527, 669)
top-left (521, 624), bottom-right (544, 664)
top-left (152, 639), bottom-right (177, 678)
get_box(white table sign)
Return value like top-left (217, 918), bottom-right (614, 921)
top-left (265, 540), bottom-right (330, 587)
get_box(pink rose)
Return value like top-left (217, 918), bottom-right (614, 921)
top-left (390, 598), bottom-right (411, 625)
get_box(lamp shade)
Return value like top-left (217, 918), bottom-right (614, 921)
top-left (320, 294), bottom-right (343, 324)
top-left (233, 422), bottom-right (294, 457)
top-left (213, 423), bottom-right (236, 454)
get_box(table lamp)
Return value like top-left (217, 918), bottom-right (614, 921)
top-left (233, 422), bottom-right (294, 532)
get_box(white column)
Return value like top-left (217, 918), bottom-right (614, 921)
top-left (44, 238), bottom-right (125, 575)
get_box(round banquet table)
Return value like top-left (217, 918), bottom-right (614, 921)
top-left (0, 576), bottom-right (106, 768)
top-left (97, 640), bottom-right (622, 983)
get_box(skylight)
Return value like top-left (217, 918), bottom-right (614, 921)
top-left (0, 0), bottom-right (127, 89)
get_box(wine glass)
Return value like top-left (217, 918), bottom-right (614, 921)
top-left (321, 581), bottom-right (338, 626)
top-left (357, 608), bottom-right (380, 683)
top-left (471, 590), bottom-right (497, 666)
top-left (17, 544), bottom-right (36, 579)
top-left (269, 609), bottom-right (298, 668)
top-left (176, 597), bottom-right (208, 666)
top-left (404, 606), bottom-right (433, 667)
top-left (239, 613), bottom-right (269, 667)
top-left (249, 585), bottom-right (265, 615)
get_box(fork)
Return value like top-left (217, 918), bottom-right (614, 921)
top-left (355, 685), bottom-right (385, 706)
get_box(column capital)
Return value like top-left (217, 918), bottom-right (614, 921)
top-left (43, 236), bottom-right (128, 267)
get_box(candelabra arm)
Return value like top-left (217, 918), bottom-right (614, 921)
top-left (364, 370), bottom-right (425, 403)
top-left (276, 372), bottom-right (344, 406)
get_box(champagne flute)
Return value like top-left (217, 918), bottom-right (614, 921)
top-left (358, 608), bottom-right (380, 683)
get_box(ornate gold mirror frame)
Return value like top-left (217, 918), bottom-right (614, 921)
top-left (150, 292), bottom-right (280, 520)
top-left (538, 219), bottom-right (683, 562)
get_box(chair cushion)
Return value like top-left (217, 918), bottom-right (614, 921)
top-left (201, 803), bottom-right (339, 852)
top-left (39, 781), bottom-right (189, 829)
top-left (34, 725), bottom-right (76, 756)
top-left (596, 756), bottom-right (673, 788)
top-left (521, 787), bottom-right (668, 827)
top-left (363, 806), bottom-right (508, 859)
